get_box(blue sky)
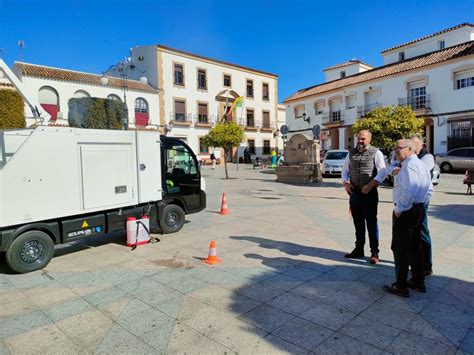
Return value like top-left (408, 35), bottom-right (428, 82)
top-left (0, 0), bottom-right (472, 101)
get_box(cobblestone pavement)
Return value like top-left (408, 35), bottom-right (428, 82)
top-left (0, 165), bottom-right (473, 354)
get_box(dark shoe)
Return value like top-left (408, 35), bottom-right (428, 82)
top-left (345, 248), bottom-right (364, 259)
top-left (407, 279), bottom-right (427, 293)
top-left (424, 268), bottom-right (433, 276)
top-left (369, 253), bottom-right (379, 264)
top-left (383, 283), bottom-right (409, 298)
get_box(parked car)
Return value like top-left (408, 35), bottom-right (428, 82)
top-left (322, 150), bottom-right (349, 176)
top-left (435, 147), bottom-right (474, 173)
top-left (385, 151), bottom-right (440, 186)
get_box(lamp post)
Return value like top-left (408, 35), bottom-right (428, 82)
top-left (100, 57), bottom-right (147, 130)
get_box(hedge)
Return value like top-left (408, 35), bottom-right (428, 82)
top-left (0, 89), bottom-right (26, 129)
top-left (68, 97), bottom-right (123, 129)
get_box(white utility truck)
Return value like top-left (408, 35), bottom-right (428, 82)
top-left (0, 127), bottom-right (206, 273)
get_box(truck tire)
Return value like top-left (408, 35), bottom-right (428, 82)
top-left (6, 230), bottom-right (54, 273)
top-left (160, 204), bottom-right (185, 234)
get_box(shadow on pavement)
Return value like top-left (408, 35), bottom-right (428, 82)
top-left (228, 236), bottom-right (473, 353)
top-left (429, 204), bottom-right (474, 226)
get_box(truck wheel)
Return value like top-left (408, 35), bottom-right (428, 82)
top-left (160, 204), bottom-right (185, 234)
top-left (6, 231), bottom-right (54, 273)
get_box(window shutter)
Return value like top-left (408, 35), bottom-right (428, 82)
top-left (175, 100), bottom-right (185, 114)
top-left (198, 103), bottom-right (208, 115)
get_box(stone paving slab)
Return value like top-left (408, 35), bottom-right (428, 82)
top-left (0, 165), bottom-right (472, 353)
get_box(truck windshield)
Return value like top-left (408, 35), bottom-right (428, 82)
top-left (166, 144), bottom-right (198, 175)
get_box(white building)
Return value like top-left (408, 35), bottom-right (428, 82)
top-left (283, 23), bottom-right (474, 154)
top-left (13, 62), bottom-right (159, 128)
top-left (121, 45), bottom-right (283, 161)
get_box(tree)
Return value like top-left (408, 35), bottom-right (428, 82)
top-left (0, 89), bottom-right (25, 129)
top-left (203, 121), bottom-right (245, 179)
top-left (68, 97), bottom-right (123, 129)
top-left (352, 106), bottom-right (424, 152)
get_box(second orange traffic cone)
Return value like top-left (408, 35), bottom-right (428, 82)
top-left (202, 240), bottom-right (222, 265)
top-left (220, 192), bottom-right (230, 215)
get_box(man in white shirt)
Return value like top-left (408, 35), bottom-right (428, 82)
top-left (411, 134), bottom-right (435, 276)
top-left (384, 139), bottom-right (433, 298)
top-left (341, 130), bottom-right (386, 264)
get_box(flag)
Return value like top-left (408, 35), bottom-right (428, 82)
top-left (230, 96), bottom-right (244, 114)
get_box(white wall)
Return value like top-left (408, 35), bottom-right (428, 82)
top-left (383, 26), bottom-right (474, 65)
top-left (286, 56), bottom-right (474, 154)
top-left (16, 75), bottom-right (159, 128)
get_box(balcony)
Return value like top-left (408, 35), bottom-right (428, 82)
top-left (194, 114), bottom-right (213, 128)
top-left (398, 94), bottom-right (431, 113)
top-left (322, 111), bottom-right (344, 127)
top-left (357, 103), bottom-right (382, 118)
top-left (170, 112), bottom-right (192, 126)
top-left (244, 118), bottom-right (259, 131)
top-left (261, 121), bottom-right (273, 131)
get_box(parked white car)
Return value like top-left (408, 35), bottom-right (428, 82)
top-left (322, 150), bottom-right (349, 176)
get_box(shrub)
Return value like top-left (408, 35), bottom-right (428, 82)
top-left (0, 89), bottom-right (26, 129)
top-left (68, 97), bottom-right (123, 129)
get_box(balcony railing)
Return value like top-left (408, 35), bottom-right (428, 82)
top-left (398, 94), bottom-right (431, 111)
top-left (357, 103), bottom-right (382, 118)
top-left (322, 111), bottom-right (344, 126)
top-left (170, 112), bottom-right (193, 124)
top-left (261, 121), bottom-right (272, 130)
top-left (193, 114), bottom-right (212, 126)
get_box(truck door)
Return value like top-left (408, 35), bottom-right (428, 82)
top-left (162, 138), bottom-right (201, 211)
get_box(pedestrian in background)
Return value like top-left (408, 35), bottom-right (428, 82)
top-left (384, 139), bottom-right (433, 298)
top-left (410, 133), bottom-right (435, 276)
top-left (342, 130), bottom-right (387, 264)
top-left (210, 152), bottom-right (217, 170)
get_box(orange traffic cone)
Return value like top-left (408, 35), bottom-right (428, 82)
top-left (220, 192), bottom-right (230, 215)
top-left (202, 240), bottom-right (222, 265)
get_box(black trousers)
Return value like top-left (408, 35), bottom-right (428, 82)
top-left (391, 204), bottom-right (425, 289)
top-left (349, 188), bottom-right (379, 254)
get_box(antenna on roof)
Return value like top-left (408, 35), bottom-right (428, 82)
top-left (18, 40), bottom-right (25, 61)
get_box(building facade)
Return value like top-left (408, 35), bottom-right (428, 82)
top-left (283, 23), bottom-right (474, 154)
top-left (122, 45), bottom-right (282, 161)
top-left (13, 63), bottom-right (159, 128)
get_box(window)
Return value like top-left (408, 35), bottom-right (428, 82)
top-left (199, 137), bottom-right (209, 154)
top-left (223, 74), bottom-right (231, 87)
top-left (409, 86), bottom-right (427, 109)
top-left (166, 143), bottom-right (198, 176)
top-left (248, 139), bottom-right (255, 154)
top-left (262, 83), bottom-right (269, 100)
top-left (135, 98), bottom-right (149, 126)
top-left (263, 140), bottom-right (271, 154)
top-left (197, 102), bottom-right (208, 123)
top-left (38, 86), bottom-right (59, 120)
top-left (174, 63), bottom-right (184, 86)
top-left (447, 148), bottom-right (468, 157)
top-left (246, 109), bottom-right (255, 127)
top-left (456, 76), bottom-right (474, 89)
top-left (314, 102), bottom-right (324, 115)
top-left (340, 71), bottom-right (346, 79)
top-left (174, 99), bottom-right (186, 121)
top-left (73, 90), bottom-right (90, 98)
top-left (294, 105), bottom-right (305, 118)
top-left (262, 111), bottom-right (270, 129)
top-left (346, 95), bottom-right (355, 109)
top-left (246, 79), bottom-right (254, 98)
top-left (439, 40), bottom-right (445, 50)
top-left (197, 69), bottom-right (207, 90)
top-left (107, 94), bottom-right (121, 101)
top-left (134, 98), bottom-right (148, 114)
top-left (399, 52), bottom-right (405, 61)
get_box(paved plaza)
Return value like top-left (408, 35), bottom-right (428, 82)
top-left (0, 165), bottom-right (473, 354)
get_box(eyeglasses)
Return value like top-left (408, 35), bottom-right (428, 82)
top-left (394, 145), bottom-right (408, 152)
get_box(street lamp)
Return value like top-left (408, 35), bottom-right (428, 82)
top-left (100, 57), bottom-right (147, 130)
